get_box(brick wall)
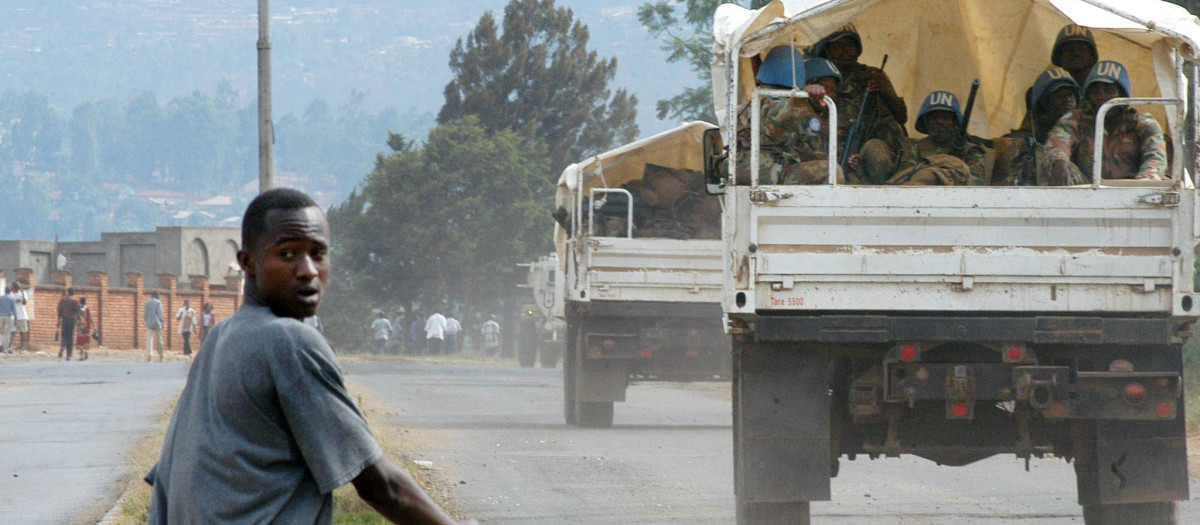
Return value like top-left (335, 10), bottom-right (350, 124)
top-left (9, 269), bottom-right (243, 355)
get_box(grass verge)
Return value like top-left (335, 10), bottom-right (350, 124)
top-left (105, 383), bottom-right (465, 524)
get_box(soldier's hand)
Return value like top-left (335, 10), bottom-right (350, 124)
top-left (848, 154), bottom-right (862, 173)
top-left (802, 84), bottom-right (828, 106)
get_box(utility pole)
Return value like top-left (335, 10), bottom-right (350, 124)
top-left (257, 0), bottom-right (274, 192)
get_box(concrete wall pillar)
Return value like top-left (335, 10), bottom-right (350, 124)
top-left (89, 271), bottom-right (108, 347)
top-left (51, 270), bottom-right (71, 288)
top-left (158, 274), bottom-right (177, 349)
top-left (128, 272), bottom-right (143, 348)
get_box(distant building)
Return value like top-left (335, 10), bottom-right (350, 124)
top-left (0, 226), bottom-right (240, 288)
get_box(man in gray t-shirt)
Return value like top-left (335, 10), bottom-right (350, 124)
top-left (146, 188), bottom-right (461, 524)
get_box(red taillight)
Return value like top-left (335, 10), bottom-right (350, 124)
top-left (641, 348), bottom-right (652, 358)
top-left (899, 344), bottom-right (919, 362)
top-left (685, 348), bottom-right (698, 357)
top-left (950, 402), bottom-right (969, 418)
top-left (1156, 402), bottom-right (1173, 418)
top-left (1006, 345), bottom-right (1024, 362)
top-left (1045, 401), bottom-right (1066, 418)
top-left (1122, 383), bottom-right (1147, 406)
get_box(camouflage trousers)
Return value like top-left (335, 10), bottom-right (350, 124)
top-left (992, 137), bottom-right (1083, 186)
top-left (885, 154), bottom-right (974, 186)
top-left (738, 153), bottom-right (845, 185)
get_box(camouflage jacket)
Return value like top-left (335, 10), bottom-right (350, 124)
top-left (833, 62), bottom-right (908, 154)
top-left (1045, 107), bottom-right (1168, 181)
top-left (736, 96), bottom-right (830, 183)
top-left (894, 137), bottom-right (988, 185)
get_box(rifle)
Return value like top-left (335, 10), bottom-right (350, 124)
top-left (839, 55), bottom-right (888, 173)
top-left (952, 78), bottom-right (980, 153)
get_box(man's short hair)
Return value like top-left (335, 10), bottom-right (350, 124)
top-left (67, 287), bottom-right (75, 295)
top-left (152, 291), bottom-right (160, 299)
top-left (242, 188), bottom-right (320, 251)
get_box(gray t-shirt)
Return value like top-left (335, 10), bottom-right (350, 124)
top-left (146, 303), bottom-right (381, 524)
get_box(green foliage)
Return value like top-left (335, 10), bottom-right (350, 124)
top-left (323, 117), bottom-right (552, 349)
top-left (638, 0), bottom-right (770, 122)
top-left (438, 0), bottom-right (639, 176)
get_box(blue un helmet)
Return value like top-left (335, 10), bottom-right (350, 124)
top-left (810, 25), bottom-right (862, 61)
top-left (803, 58), bottom-right (842, 86)
top-left (756, 46), bottom-right (806, 89)
top-left (1051, 24), bottom-right (1098, 69)
top-left (1030, 67), bottom-right (1080, 111)
top-left (915, 91), bottom-right (962, 134)
top-left (1083, 60), bottom-right (1131, 98)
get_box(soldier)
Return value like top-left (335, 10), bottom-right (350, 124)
top-left (1045, 60), bottom-right (1168, 183)
top-left (992, 67), bottom-right (1080, 185)
top-left (735, 46), bottom-right (842, 185)
top-left (1052, 24), bottom-right (1099, 87)
top-left (881, 91), bottom-right (989, 186)
top-left (810, 24), bottom-right (908, 182)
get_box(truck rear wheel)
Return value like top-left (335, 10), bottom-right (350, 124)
top-left (737, 502), bottom-right (810, 525)
top-left (563, 321), bottom-right (578, 425)
top-left (1082, 503), bottom-right (1177, 525)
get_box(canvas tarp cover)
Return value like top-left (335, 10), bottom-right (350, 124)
top-left (553, 121), bottom-right (718, 266)
top-left (712, 0), bottom-right (1200, 141)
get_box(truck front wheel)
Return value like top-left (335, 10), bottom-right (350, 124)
top-left (563, 321), bottom-right (578, 425)
top-left (577, 401), bottom-right (614, 428)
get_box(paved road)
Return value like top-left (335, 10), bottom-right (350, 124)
top-left (347, 361), bottom-right (1200, 524)
top-left (0, 360), bottom-right (188, 525)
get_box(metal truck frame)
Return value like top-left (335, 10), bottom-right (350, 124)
top-left (556, 121), bottom-right (731, 428)
top-left (707, 1), bottom-right (1200, 523)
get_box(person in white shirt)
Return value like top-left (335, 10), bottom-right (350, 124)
top-left (175, 299), bottom-right (198, 356)
top-left (444, 316), bottom-right (462, 354)
top-left (370, 312), bottom-right (392, 355)
top-left (424, 311), bottom-right (447, 356)
top-left (11, 282), bottom-right (31, 352)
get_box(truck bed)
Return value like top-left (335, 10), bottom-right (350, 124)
top-left (577, 237), bottom-right (724, 304)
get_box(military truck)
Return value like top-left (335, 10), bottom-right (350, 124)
top-left (517, 254), bottom-right (566, 369)
top-left (706, 1), bottom-right (1200, 523)
top-left (555, 121), bottom-right (731, 428)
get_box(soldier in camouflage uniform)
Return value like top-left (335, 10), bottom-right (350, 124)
top-left (992, 68), bottom-right (1081, 186)
top-left (1045, 60), bottom-right (1168, 183)
top-left (735, 47), bottom-right (844, 185)
top-left (810, 25), bottom-right (908, 183)
top-left (883, 91), bottom-right (989, 186)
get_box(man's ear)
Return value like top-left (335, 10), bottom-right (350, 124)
top-left (236, 250), bottom-right (255, 277)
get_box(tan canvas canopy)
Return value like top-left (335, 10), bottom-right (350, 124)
top-left (713, 0), bottom-right (1200, 140)
top-left (554, 121), bottom-right (718, 266)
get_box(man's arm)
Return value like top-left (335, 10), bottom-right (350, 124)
top-left (1135, 113), bottom-right (1168, 180)
top-left (351, 456), bottom-right (461, 525)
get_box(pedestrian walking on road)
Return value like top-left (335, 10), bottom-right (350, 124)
top-left (445, 315), bottom-right (461, 354)
top-left (425, 310), bottom-right (447, 356)
top-left (75, 297), bottom-right (93, 360)
top-left (145, 188), bottom-right (461, 524)
top-left (200, 302), bottom-right (216, 343)
top-left (11, 282), bottom-right (31, 351)
top-left (175, 299), bottom-right (197, 356)
top-left (371, 311), bottom-right (392, 355)
top-left (56, 288), bottom-right (83, 361)
top-left (481, 315), bottom-right (501, 357)
top-left (144, 291), bottom-right (165, 362)
top-left (0, 286), bottom-right (15, 354)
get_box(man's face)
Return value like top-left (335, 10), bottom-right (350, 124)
top-left (238, 206), bottom-right (331, 320)
top-left (1087, 82), bottom-right (1121, 110)
top-left (1044, 86), bottom-right (1078, 120)
top-left (826, 38), bottom-right (858, 63)
top-left (924, 110), bottom-right (958, 143)
top-left (1058, 41), bottom-right (1095, 72)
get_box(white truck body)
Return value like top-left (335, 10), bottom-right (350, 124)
top-left (712, 0), bottom-right (1200, 319)
top-left (555, 121), bottom-right (724, 306)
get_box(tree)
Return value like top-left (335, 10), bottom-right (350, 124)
top-left (438, 0), bottom-right (638, 177)
top-left (324, 117), bottom-right (551, 350)
top-left (638, 0), bottom-right (771, 122)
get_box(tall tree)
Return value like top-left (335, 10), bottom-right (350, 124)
top-left (438, 0), bottom-right (638, 176)
top-left (638, 0), bottom-right (771, 122)
top-left (325, 117), bottom-right (551, 349)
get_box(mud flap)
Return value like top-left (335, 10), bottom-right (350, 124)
top-left (580, 358), bottom-right (627, 403)
top-left (1077, 418), bottom-right (1189, 506)
top-left (736, 344), bottom-right (831, 503)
